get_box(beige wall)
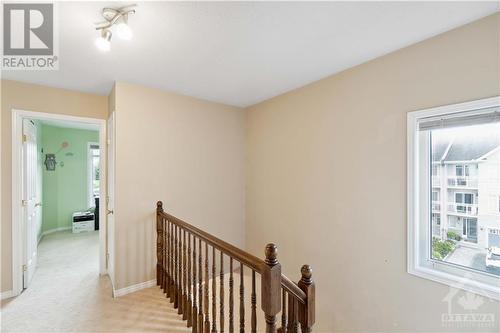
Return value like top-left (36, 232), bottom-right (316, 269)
top-left (246, 13), bottom-right (500, 332)
top-left (113, 82), bottom-right (246, 289)
top-left (1, 80), bottom-right (108, 292)
top-left (108, 84), bottom-right (115, 115)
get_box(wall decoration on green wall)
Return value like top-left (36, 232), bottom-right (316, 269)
top-left (43, 141), bottom-right (71, 171)
top-left (44, 154), bottom-right (56, 171)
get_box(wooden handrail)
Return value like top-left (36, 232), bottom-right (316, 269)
top-left (156, 201), bottom-right (315, 333)
top-left (281, 274), bottom-right (306, 304)
top-left (159, 210), bottom-right (264, 272)
top-left (160, 210), bottom-right (307, 304)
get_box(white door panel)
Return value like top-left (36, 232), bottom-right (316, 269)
top-left (107, 112), bottom-right (115, 284)
top-left (22, 119), bottom-right (39, 288)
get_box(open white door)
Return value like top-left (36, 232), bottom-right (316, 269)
top-left (22, 119), bottom-right (40, 288)
top-left (107, 112), bottom-right (115, 285)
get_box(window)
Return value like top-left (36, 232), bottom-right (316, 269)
top-left (88, 143), bottom-right (100, 207)
top-left (456, 165), bottom-right (470, 177)
top-left (454, 193), bottom-right (473, 204)
top-left (455, 192), bottom-right (473, 213)
top-left (432, 213), bottom-right (441, 238)
top-left (408, 96), bottom-right (500, 300)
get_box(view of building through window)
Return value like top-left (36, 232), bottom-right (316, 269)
top-left (89, 145), bottom-right (100, 206)
top-left (430, 123), bottom-right (500, 276)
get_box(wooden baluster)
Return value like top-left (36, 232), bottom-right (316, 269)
top-left (180, 226), bottom-right (184, 312)
top-left (281, 290), bottom-right (287, 333)
top-left (170, 221), bottom-right (175, 303)
top-left (162, 217), bottom-right (166, 292)
top-left (175, 225), bottom-right (180, 309)
top-left (286, 297), bottom-right (292, 333)
top-left (287, 297), bottom-right (297, 333)
top-left (187, 232), bottom-right (192, 326)
top-left (298, 265), bottom-right (315, 333)
top-left (156, 201), bottom-right (163, 287)
top-left (198, 239), bottom-right (204, 333)
top-left (292, 300), bottom-right (298, 333)
top-left (204, 242), bottom-right (210, 333)
top-left (239, 263), bottom-right (244, 333)
top-left (192, 235), bottom-right (198, 333)
top-left (183, 230), bottom-right (188, 319)
top-left (174, 225), bottom-right (177, 306)
top-left (179, 227), bottom-right (184, 315)
top-left (211, 247), bottom-right (217, 333)
top-left (251, 270), bottom-right (257, 333)
top-left (169, 221), bottom-right (174, 303)
top-left (168, 221), bottom-right (172, 295)
top-left (261, 244), bottom-right (281, 333)
top-left (162, 218), bottom-right (168, 293)
top-left (229, 258), bottom-right (234, 333)
top-left (175, 226), bottom-right (182, 308)
top-left (220, 252), bottom-right (224, 333)
top-left (165, 218), bottom-right (170, 297)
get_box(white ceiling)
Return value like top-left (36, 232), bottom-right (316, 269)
top-left (2, 2), bottom-right (498, 107)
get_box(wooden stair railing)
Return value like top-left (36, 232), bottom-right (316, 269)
top-left (156, 201), bottom-right (315, 333)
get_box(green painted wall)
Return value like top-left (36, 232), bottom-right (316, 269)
top-left (41, 125), bottom-right (99, 232)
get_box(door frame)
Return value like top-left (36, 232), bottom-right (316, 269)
top-left (11, 109), bottom-right (108, 297)
top-left (107, 111), bottom-right (116, 289)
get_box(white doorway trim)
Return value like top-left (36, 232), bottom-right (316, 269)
top-left (11, 109), bottom-right (108, 297)
top-left (87, 141), bottom-right (100, 208)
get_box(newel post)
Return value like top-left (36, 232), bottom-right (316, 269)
top-left (261, 244), bottom-right (281, 333)
top-left (156, 201), bottom-right (164, 286)
top-left (298, 265), bottom-right (315, 333)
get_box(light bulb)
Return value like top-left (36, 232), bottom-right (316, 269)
top-left (116, 22), bottom-right (132, 40)
top-left (95, 29), bottom-right (112, 52)
top-left (95, 37), bottom-right (110, 52)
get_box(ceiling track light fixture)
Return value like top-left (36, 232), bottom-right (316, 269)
top-left (95, 5), bottom-right (136, 52)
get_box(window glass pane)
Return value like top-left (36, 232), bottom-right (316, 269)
top-left (430, 123), bottom-right (500, 276)
top-left (464, 193), bottom-right (473, 204)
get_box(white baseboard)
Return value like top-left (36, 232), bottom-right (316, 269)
top-left (112, 279), bottom-right (156, 298)
top-left (38, 226), bottom-right (72, 243)
top-left (1, 290), bottom-right (14, 300)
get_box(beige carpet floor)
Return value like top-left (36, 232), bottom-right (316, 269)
top-left (1, 230), bottom-right (189, 333)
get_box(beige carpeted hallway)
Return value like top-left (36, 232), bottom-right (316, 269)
top-left (1, 230), bottom-right (189, 333)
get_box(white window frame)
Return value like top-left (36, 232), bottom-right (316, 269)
top-left (407, 96), bottom-right (500, 300)
top-left (87, 142), bottom-right (100, 208)
top-left (456, 164), bottom-right (470, 177)
top-left (455, 192), bottom-right (473, 204)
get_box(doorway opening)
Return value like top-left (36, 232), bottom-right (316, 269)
top-left (11, 110), bottom-right (107, 296)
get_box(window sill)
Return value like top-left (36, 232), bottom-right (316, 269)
top-left (409, 259), bottom-right (500, 301)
